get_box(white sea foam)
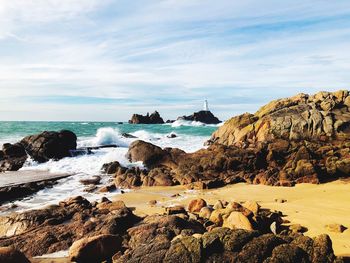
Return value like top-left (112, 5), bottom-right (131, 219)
top-left (1, 126), bottom-right (209, 214)
top-left (169, 119), bottom-right (222, 127)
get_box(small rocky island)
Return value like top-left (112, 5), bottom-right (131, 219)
top-left (128, 111), bottom-right (164, 124)
top-left (177, 110), bottom-right (221, 124)
top-left (177, 100), bottom-right (221, 124)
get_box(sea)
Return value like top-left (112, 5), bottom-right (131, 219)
top-left (0, 120), bottom-right (220, 213)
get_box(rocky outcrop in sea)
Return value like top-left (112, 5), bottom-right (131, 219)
top-left (129, 111), bottom-right (165, 124)
top-left (178, 110), bottom-right (221, 124)
top-left (0, 130), bottom-right (77, 172)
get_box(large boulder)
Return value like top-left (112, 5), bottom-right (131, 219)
top-left (129, 111), bottom-right (164, 124)
top-left (211, 90), bottom-right (350, 145)
top-left (0, 143), bottom-right (27, 172)
top-left (20, 130), bottom-right (77, 162)
top-left (0, 246), bottom-right (30, 263)
top-left (69, 234), bottom-right (122, 263)
top-left (178, 110), bottom-right (221, 124)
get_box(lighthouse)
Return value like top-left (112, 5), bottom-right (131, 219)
top-left (203, 100), bottom-right (209, 111)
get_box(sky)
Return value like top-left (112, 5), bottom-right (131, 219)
top-left (0, 0), bottom-right (350, 121)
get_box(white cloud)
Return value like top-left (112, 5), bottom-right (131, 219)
top-left (0, 0), bottom-right (349, 120)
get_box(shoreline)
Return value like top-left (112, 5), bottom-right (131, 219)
top-left (114, 179), bottom-right (350, 257)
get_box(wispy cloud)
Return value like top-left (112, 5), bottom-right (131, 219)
top-left (0, 0), bottom-right (350, 121)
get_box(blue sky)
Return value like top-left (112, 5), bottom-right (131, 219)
top-left (0, 0), bottom-right (350, 121)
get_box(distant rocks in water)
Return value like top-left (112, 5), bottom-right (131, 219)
top-left (166, 119), bottom-right (175, 123)
top-left (211, 90), bottom-right (350, 145)
top-left (122, 132), bottom-right (137, 138)
top-left (0, 130), bottom-right (77, 172)
top-left (129, 111), bottom-right (164, 124)
top-left (178, 110), bottom-right (221, 124)
top-left (167, 133), bottom-right (177, 138)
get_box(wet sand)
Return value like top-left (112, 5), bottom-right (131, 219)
top-left (114, 179), bottom-right (350, 257)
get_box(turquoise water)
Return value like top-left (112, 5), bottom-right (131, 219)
top-left (0, 121), bottom-right (218, 143)
top-left (0, 120), bottom-right (219, 212)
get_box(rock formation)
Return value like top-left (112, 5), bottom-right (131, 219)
top-left (0, 197), bottom-right (340, 262)
top-left (178, 110), bottom-right (221, 124)
top-left (129, 111), bottom-right (164, 124)
top-left (210, 90), bottom-right (350, 145)
top-left (0, 130), bottom-right (77, 172)
top-left (109, 91), bottom-right (350, 188)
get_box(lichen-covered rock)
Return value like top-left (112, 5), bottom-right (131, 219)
top-left (211, 90), bottom-right (350, 145)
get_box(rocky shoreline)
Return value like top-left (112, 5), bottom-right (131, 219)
top-left (0, 195), bottom-right (344, 262)
top-left (0, 90), bottom-right (349, 262)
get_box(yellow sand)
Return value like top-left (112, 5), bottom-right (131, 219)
top-left (32, 179), bottom-right (350, 262)
top-left (115, 179), bottom-right (350, 257)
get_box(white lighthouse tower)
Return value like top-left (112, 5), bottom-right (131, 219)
top-left (203, 100), bottom-right (209, 111)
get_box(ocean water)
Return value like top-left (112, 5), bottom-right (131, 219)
top-left (0, 120), bottom-right (219, 213)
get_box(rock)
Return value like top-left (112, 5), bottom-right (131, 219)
top-left (178, 110), bottom-right (221, 124)
top-left (98, 183), bottom-right (116, 193)
top-left (2, 143), bottom-right (26, 158)
top-left (129, 111), bottom-right (164, 124)
top-left (20, 130), bottom-right (77, 163)
top-left (236, 234), bottom-right (286, 262)
top-left (267, 244), bottom-right (309, 263)
top-left (0, 156), bottom-right (27, 172)
top-left (121, 133), bottom-right (137, 138)
top-left (166, 205), bottom-right (186, 215)
top-left (69, 234), bottom-right (122, 263)
top-left (222, 211), bottom-right (253, 231)
top-left (243, 200), bottom-right (260, 215)
top-left (274, 198), bottom-right (287, 203)
top-left (0, 196), bottom-right (140, 257)
top-left (188, 198), bottom-right (207, 213)
top-left (199, 207), bottom-right (213, 219)
top-left (325, 224), bottom-right (347, 233)
top-left (290, 224), bottom-right (308, 233)
top-left (210, 90), bottom-right (350, 145)
top-left (101, 161), bottom-right (121, 174)
top-left (164, 236), bottom-right (202, 263)
top-left (126, 140), bottom-right (169, 168)
top-left (167, 133), bottom-right (177, 138)
top-left (79, 176), bottom-right (101, 185)
top-left (0, 246), bottom-right (30, 263)
top-left (148, 200), bottom-right (157, 206)
top-left (213, 200), bottom-right (225, 209)
top-left (312, 234), bottom-right (335, 263)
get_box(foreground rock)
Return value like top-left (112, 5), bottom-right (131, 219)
top-left (0, 130), bottom-right (77, 172)
top-left (178, 110), bottom-right (221, 124)
top-left (0, 197), bottom-right (341, 262)
top-left (69, 234), bottom-right (122, 263)
top-left (0, 196), bottom-right (139, 256)
top-left (0, 246), bottom-right (30, 263)
top-left (129, 111), bottom-right (164, 124)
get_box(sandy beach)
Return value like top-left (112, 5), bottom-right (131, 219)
top-left (114, 179), bottom-right (350, 257)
